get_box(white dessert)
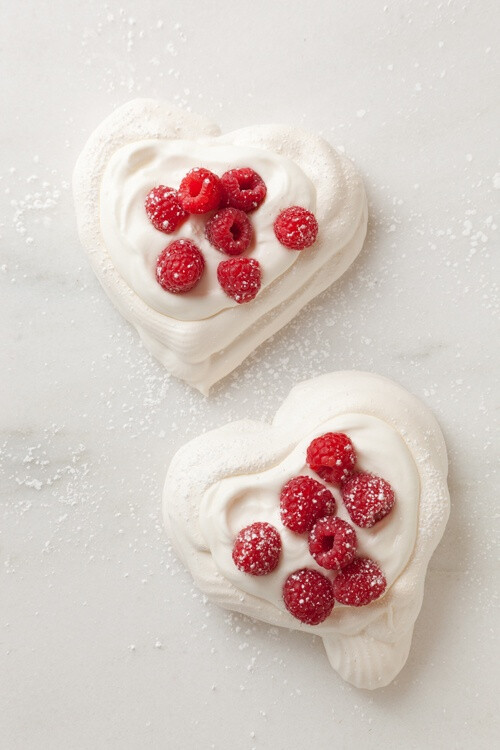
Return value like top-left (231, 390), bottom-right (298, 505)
top-left (73, 99), bottom-right (367, 394)
top-left (163, 371), bottom-right (450, 689)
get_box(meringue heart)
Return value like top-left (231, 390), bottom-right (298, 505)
top-left (163, 371), bottom-right (450, 689)
top-left (73, 99), bottom-right (367, 394)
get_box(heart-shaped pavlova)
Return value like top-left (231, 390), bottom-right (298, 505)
top-left (163, 371), bottom-right (450, 689)
top-left (73, 100), bottom-right (367, 394)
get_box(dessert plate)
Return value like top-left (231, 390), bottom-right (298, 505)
top-left (163, 372), bottom-right (450, 689)
top-left (73, 100), bottom-right (367, 394)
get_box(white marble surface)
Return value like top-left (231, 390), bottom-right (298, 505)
top-left (1, 1), bottom-right (498, 748)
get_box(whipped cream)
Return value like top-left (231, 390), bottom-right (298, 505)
top-left (200, 413), bottom-right (419, 612)
top-left (163, 372), bottom-right (450, 689)
top-left (73, 100), bottom-right (368, 393)
top-left (100, 139), bottom-right (316, 321)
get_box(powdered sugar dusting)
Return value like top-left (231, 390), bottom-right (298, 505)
top-left (75, 99), bottom-right (366, 391)
top-left (2, 0), bottom-right (498, 744)
top-left (165, 373), bottom-right (447, 688)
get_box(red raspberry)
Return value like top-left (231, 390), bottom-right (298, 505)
top-left (155, 239), bottom-right (205, 294)
top-left (205, 207), bottom-right (253, 256)
top-left (217, 257), bottom-right (261, 303)
top-left (333, 557), bottom-right (387, 606)
top-left (342, 473), bottom-right (395, 528)
top-left (280, 476), bottom-right (335, 534)
top-left (220, 167), bottom-right (267, 212)
top-left (308, 517), bottom-right (357, 570)
top-left (283, 568), bottom-right (335, 625)
top-left (274, 206), bottom-right (318, 250)
top-left (145, 185), bottom-right (188, 233)
top-left (232, 522), bottom-right (281, 576)
top-left (306, 432), bottom-right (356, 485)
top-left (178, 167), bottom-right (222, 214)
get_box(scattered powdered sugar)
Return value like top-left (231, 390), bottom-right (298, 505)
top-left (78, 8), bottom-right (192, 106)
top-left (2, 130), bottom-right (498, 740)
top-left (1, 0), bottom-right (498, 743)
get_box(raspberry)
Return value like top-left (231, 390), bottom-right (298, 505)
top-left (220, 167), bottom-right (267, 212)
top-left (155, 239), bottom-right (205, 294)
top-left (333, 557), bottom-right (387, 606)
top-left (205, 207), bottom-right (253, 256)
top-left (342, 473), bottom-right (395, 528)
top-left (274, 206), bottom-right (318, 250)
top-left (283, 568), bottom-right (335, 625)
top-left (217, 257), bottom-right (261, 303)
top-left (308, 517), bottom-right (357, 570)
top-left (232, 522), bottom-right (281, 576)
top-left (280, 476), bottom-right (336, 534)
top-left (306, 432), bottom-right (356, 485)
top-left (145, 185), bottom-right (188, 233)
top-left (178, 167), bottom-right (222, 214)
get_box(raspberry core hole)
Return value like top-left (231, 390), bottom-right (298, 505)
top-left (230, 222), bottom-right (242, 240)
top-left (321, 535), bottom-right (335, 552)
top-left (240, 177), bottom-right (255, 190)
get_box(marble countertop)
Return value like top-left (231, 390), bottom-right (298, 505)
top-left (1, 1), bottom-right (498, 748)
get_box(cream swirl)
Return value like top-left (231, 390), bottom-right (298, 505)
top-left (163, 371), bottom-right (450, 688)
top-left (74, 99), bottom-right (368, 393)
top-left (100, 139), bottom-right (316, 321)
top-left (199, 413), bottom-right (419, 612)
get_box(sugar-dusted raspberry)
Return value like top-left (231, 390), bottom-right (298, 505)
top-left (283, 568), bottom-right (335, 625)
top-left (342, 473), bottom-right (395, 528)
top-left (280, 475), bottom-right (336, 534)
top-left (333, 557), bottom-right (387, 606)
top-left (308, 517), bottom-right (357, 570)
top-left (217, 257), bottom-right (261, 303)
top-left (145, 185), bottom-right (188, 233)
top-left (178, 167), bottom-right (222, 214)
top-left (155, 239), bottom-right (205, 294)
top-left (232, 522), bottom-right (281, 576)
top-left (205, 207), bottom-right (253, 256)
top-left (306, 432), bottom-right (356, 485)
top-left (220, 167), bottom-right (267, 213)
top-left (274, 206), bottom-right (318, 250)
